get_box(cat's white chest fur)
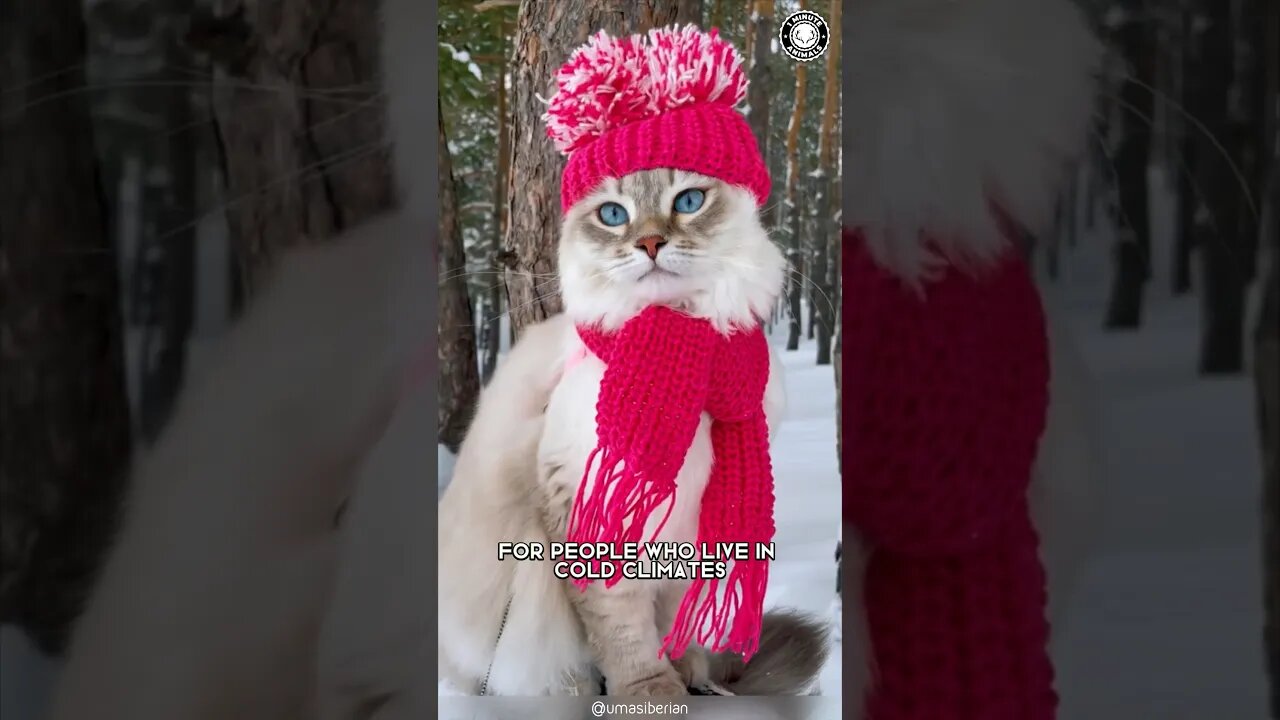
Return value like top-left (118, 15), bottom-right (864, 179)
top-left (539, 329), bottom-right (714, 547)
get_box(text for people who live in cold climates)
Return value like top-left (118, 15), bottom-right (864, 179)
top-left (497, 541), bottom-right (776, 581)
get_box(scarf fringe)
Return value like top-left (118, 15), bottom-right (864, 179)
top-left (659, 557), bottom-right (770, 663)
top-left (566, 445), bottom-right (678, 590)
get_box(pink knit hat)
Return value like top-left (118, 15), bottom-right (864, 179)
top-left (544, 25), bottom-right (771, 214)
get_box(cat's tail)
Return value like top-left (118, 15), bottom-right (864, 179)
top-left (703, 609), bottom-right (832, 696)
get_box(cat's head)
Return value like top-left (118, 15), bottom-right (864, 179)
top-left (558, 168), bottom-right (784, 334)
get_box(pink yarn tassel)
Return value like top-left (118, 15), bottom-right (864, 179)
top-left (566, 446), bottom-right (678, 590)
top-left (660, 558), bottom-right (770, 663)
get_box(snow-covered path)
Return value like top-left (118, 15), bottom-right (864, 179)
top-left (1043, 182), bottom-right (1269, 718)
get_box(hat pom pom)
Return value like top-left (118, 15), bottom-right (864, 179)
top-left (543, 25), bottom-right (749, 155)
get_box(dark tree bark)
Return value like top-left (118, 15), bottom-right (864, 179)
top-left (1258, 162), bottom-right (1279, 720)
top-left (1173, 136), bottom-right (1197, 294)
top-left (502, 0), bottom-right (680, 339)
top-left (1105, 7), bottom-right (1155, 329)
top-left (1172, 4), bottom-right (1197, 295)
top-left (675, 0), bottom-right (705, 25)
top-left (783, 14), bottom-right (807, 353)
top-left (0, 0), bottom-right (133, 655)
top-left (1257, 2), bottom-right (1279, 710)
top-left (746, 0), bottom-right (778, 232)
top-left (812, 0), bottom-right (840, 366)
top-left (483, 21), bottom-right (511, 384)
top-left (1193, 0), bottom-right (1254, 374)
top-left (136, 9), bottom-right (198, 443)
top-left (710, 0), bottom-right (726, 29)
top-left (205, 0), bottom-right (395, 301)
top-left (438, 109), bottom-right (481, 453)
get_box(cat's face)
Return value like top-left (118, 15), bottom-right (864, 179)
top-left (558, 169), bottom-right (784, 332)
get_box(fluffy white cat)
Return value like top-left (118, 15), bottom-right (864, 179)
top-left (435, 166), bottom-right (831, 697)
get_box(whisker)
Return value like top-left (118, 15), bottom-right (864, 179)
top-left (4, 78), bottom-right (379, 122)
top-left (436, 268), bottom-right (558, 284)
top-left (148, 139), bottom-right (389, 246)
top-left (1104, 82), bottom-right (1258, 222)
top-left (485, 289), bottom-right (562, 325)
top-left (1, 60), bottom-right (93, 96)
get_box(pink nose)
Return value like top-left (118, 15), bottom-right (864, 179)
top-left (636, 235), bottom-right (667, 259)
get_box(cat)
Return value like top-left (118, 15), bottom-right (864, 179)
top-left (437, 168), bottom-right (832, 697)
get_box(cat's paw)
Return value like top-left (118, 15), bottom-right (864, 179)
top-left (612, 666), bottom-right (689, 697)
top-left (671, 645), bottom-right (710, 688)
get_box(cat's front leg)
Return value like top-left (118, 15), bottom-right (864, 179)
top-left (568, 579), bottom-right (688, 697)
top-left (656, 580), bottom-right (710, 689)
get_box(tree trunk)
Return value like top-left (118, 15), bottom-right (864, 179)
top-left (710, 0), bottom-right (726, 29)
top-left (483, 21), bottom-right (510, 384)
top-left (1257, 3), bottom-right (1279, 709)
top-left (0, 0), bottom-right (133, 655)
top-left (1194, 0), bottom-right (1250, 374)
top-left (812, 0), bottom-right (840, 367)
top-left (1105, 9), bottom-right (1155, 329)
top-left (438, 109), bottom-right (482, 453)
top-left (1258, 165), bottom-right (1279, 720)
top-left (137, 10), bottom-right (198, 443)
top-left (1173, 132), bottom-right (1197, 294)
top-left (783, 9), bottom-right (806, 353)
top-left (502, 0), bottom-right (680, 339)
top-left (1172, 6), bottom-right (1197, 295)
top-left (675, 0), bottom-right (704, 25)
top-left (206, 0), bottom-right (395, 302)
top-left (746, 0), bottom-right (777, 233)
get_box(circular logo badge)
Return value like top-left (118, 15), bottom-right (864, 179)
top-left (778, 10), bottom-right (830, 62)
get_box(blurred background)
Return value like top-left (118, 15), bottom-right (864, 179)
top-left (1030, 1), bottom-right (1279, 718)
top-left (3, 0), bottom-right (396, 716)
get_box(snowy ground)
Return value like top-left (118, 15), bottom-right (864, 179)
top-left (1045, 172), bottom-right (1269, 719)
top-left (758, 329), bottom-right (844, 698)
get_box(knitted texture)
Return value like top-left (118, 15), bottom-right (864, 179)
top-left (569, 305), bottom-right (775, 662)
top-left (842, 227), bottom-right (1055, 719)
top-left (544, 25), bottom-right (770, 213)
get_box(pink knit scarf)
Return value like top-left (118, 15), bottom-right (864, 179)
top-left (567, 305), bottom-right (776, 662)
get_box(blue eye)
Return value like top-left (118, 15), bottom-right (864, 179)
top-left (597, 202), bottom-right (629, 227)
top-left (673, 188), bottom-right (706, 214)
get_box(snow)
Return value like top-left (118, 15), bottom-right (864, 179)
top-left (760, 328), bottom-right (843, 698)
top-left (1044, 167), bottom-right (1269, 719)
top-left (438, 443), bottom-right (456, 499)
top-left (440, 42), bottom-right (483, 82)
top-left (0, 627), bottom-right (59, 720)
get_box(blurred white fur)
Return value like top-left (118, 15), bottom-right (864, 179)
top-left (848, 0), bottom-right (1103, 286)
top-left (48, 212), bottom-right (430, 720)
